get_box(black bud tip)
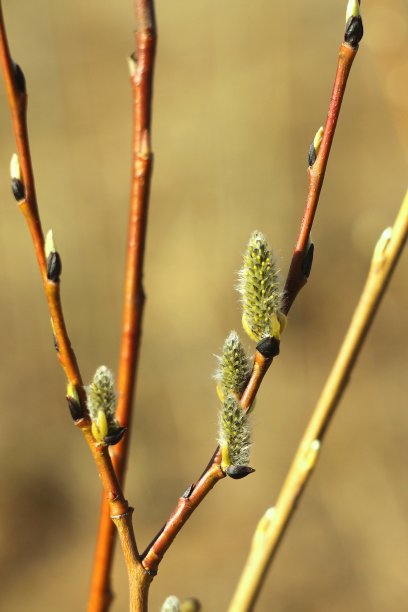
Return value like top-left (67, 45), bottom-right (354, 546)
top-left (103, 427), bottom-right (126, 446)
top-left (66, 396), bottom-right (83, 421)
top-left (47, 252), bottom-right (62, 282)
top-left (345, 16), bottom-right (363, 48)
top-left (13, 63), bottom-right (26, 94)
top-left (182, 484), bottom-right (195, 499)
top-left (302, 242), bottom-right (314, 278)
top-left (308, 143), bottom-right (317, 167)
top-left (226, 465), bottom-right (255, 480)
top-left (256, 336), bottom-right (280, 359)
top-left (11, 178), bottom-right (25, 201)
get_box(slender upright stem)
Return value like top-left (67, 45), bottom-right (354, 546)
top-left (88, 2), bottom-right (156, 611)
top-left (229, 190), bottom-right (408, 612)
top-left (141, 18), bottom-right (361, 576)
top-left (284, 42), bottom-right (357, 313)
top-left (0, 4), bottom-right (147, 610)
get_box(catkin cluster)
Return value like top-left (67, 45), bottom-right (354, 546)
top-left (214, 231), bottom-right (285, 479)
top-left (215, 333), bottom-right (254, 479)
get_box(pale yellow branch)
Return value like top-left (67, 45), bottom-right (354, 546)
top-left (229, 189), bottom-right (408, 612)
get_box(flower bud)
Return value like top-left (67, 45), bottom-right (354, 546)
top-left (86, 366), bottom-right (123, 445)
top-left (214, 331), bottom-right (251, 401)
top-left (218, 395), bottom-right (252, 476)
top-left (238, 231), bottom-right (285, 342)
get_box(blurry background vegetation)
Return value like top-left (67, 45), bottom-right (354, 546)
top-left (0, 1), bottom-right (407, 610)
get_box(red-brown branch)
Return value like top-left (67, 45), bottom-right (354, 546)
top-left (88, 2), bottom-right (156, 611)
top-left (284, 42), bottom-right (358, 313)
top-left (0, 4), bottom-right (146, 609)
top-left (141, 35), bottom-right (360, 576)
top-left (141, 351), bottom-right (270, 572)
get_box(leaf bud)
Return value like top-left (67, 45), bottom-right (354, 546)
top-left (345, 1), bottom-right (363, 48)
top-left (66, 382), bottom-right (83, 421)
top-left (45, 230), bottom-right (62, 282)
top-left (10, 153), bottom-right (25, 202)
top-left (12, 62), bottom-right (26, 94)
top-left (307, 126), bottom-right (324, 167)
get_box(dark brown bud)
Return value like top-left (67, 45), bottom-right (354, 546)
top-left (302, 242), bottom-right (314, 278)
top-left (103, 427), bottom-right (126, 446)
top-left (66, 395), bottom-right (83, 421)
top-left (47, 252), bottom-right (62, 282)
top-left (345, 16), bottom-right (363, 48)
top-left (226, 465), bottom-right (255, 480)
top-left (13, 62), bottom-right (26, 94)
top-left (256, 336), bottom-right (280, 359)
top-left (308, 143), bottom-right (317, 167)
top-left (11, 178), bottom-right (25, 201)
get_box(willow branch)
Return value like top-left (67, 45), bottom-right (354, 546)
top-left (88, 2), bottom-right (156, 611)
top-left (229, 188), bottom-right (408, 612)
top-left (141, 6), bottom-right (362, 575)
top-left (0, 4), bottom-right (147, 609)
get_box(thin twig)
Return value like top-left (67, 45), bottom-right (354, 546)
top-left (0, 4), bottom-right (149, 611)
top-left (228, 188), bottom-right (408, 612)
top-left (141, 8), bottom-right (361, 575)
top-left (88, 2), bottom-right (156, 611)
top-left (283, 42), bottom-right (358, 313)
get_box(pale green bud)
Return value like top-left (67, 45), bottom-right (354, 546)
top-left (45, 229), bottom-right (56, 259)
top-left (308, 126), bottom-right (324, 166)
top-left (180, 599), bottom-right (201, 612)
top-left (10, 153), bottom-right (21, 181)
top-left (161, 596), bottom-right (181, 612)
top-left (346, 0), bottom-right (360, 22)
top-left (127, 54), bottom-right (137, 78)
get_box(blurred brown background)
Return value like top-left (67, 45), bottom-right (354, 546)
top-left (0, 1), bottom-right (407, 610)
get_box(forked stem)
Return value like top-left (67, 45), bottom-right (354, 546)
top-left (141, 9), bottom-right (362, 575)
top-left (0, 4), bottom-right (146, 610)
top-left (229, 189), bottom-right (408, 612)
top-left (88, 1), bottom-right (156, 611)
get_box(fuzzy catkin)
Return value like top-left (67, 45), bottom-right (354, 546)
top-left (161, 596), bottom-right (181, 612)
top-left (86, 366), bottom-right (119, 441)
top-left (215, 331), bottom-right (251, 400)
top-left (238, 231), bottom-right (284, 342)
top-left (218, 395), bottom-right (251, 468)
